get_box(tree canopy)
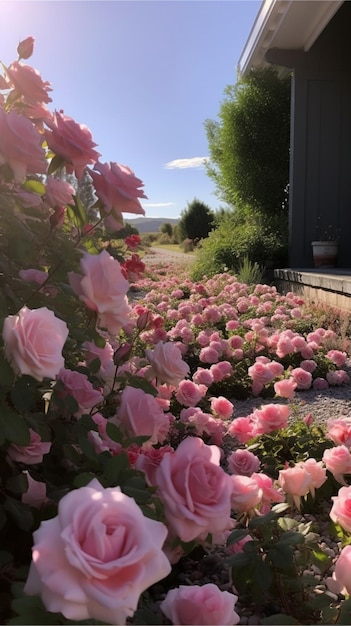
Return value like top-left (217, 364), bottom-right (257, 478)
top-left (204, 67), bottom-right (291, 216)
top-left (177, 198), bottom-right (215, 241)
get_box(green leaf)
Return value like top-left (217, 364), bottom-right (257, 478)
top-left (267, 544), bottom-right (294, 570)
top-left (67, 195), bottom-right (87, 228)
top-left (307, 592), bottom-right (335, 610)
top-left (47, 154), bottom-right (64, 176)
top-left (10, 593), bottom-right (63, 624)
top-left (4, 497), bottom-right (33, 531)
top-left (0, 404), bottom-right (30, 445)
top-left (73, 472), bottom-right (97, 488)
top-left (88, 357), bottom-right (101, 374)
top-left (334, 597), bottom-right (351, 624)
top-left (123, 476), bottom-right (152, 504)
top-left (101, 453), bottom-right (130, 486)
top-left (276, 531), bottom-right (305, 546)
top-left (10, 375), bottom-right (38, 411)
top-left (106, 421), bottom-right (123, 443)
top-left (21, 179), bottom-right (46, 195)
top-left (226, 528), bottom-right (252, 546)
top-left (0, 354), bottom-right (15, 389)
top-left (6, 472), bottom-right (29, 495)
top-left (278, 516), bottom-right (299, 531)
top-left (123, 372), bottom-right (158, 397)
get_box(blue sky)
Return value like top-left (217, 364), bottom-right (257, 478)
top-left (0, 0), bottom-right (261, 219)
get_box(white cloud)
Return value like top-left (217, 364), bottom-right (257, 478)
top-left (142, 202), bottom-right (176, 208)
top-left (164, 157), bottom-right (209, 170)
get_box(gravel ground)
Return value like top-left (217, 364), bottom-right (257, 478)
top-left (232, 382), bottom-right (351, 426)
top-left (142, 246), bottom-right (195, 267)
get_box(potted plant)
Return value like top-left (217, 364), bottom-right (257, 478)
top-left (311, 221), bottom-right (340, 268)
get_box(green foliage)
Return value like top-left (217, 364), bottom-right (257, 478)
top-left (177, 197), bottom-right (215, 242)
top-left (227, 508), bottom-right (334, 624)
top-left (191, 210), bottom-right (288, 280)
top-left (159, 222), bottom-right (173, 237)
top-left (237, 255), bottom-right (264, 285)
top-left (205, 67), bottom-right (291, 214)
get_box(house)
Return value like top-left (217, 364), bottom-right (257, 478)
top-left (238, 0), bottom-right (351, 270)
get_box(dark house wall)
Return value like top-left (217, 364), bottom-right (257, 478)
top-left (266, 1), bottom-right (351, 268)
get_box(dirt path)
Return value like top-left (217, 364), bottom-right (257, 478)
top-left (142, 246), bottom-right (195, 267)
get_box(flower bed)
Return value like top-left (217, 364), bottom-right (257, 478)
top-left (1, 38), bottom-right (351, 626)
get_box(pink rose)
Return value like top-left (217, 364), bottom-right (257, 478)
top-left (330, 485), bottom-right (351, 533)
top-left (323, 446), bottom-right (351, 485)
top-left (0, 108), bottom-right (47, 182)
top-left (210, 361), bottom-right (233, 382)
top-left (228, 449), bottom-right (260, 476)
top-left (6, 61), bottom-right (52, 103)
top-left (2, 306), bottom-right (68, 381)
top-left (135, 445), bottom-right (174, 486)
top-left (68, 250), bottom-right (131, 334)
top-left (327, 369), bottom-right (350, 386)
top-left (19, 268), bottom-right (48, 285)
top-left (228, 416), bottom-right (256, 444)
top-left (248, 361), bottom-right (275, 385)
top-left (89, 161), bottom-right (146, 229)
top-left (251, 403), bottom-right (290, 435)
top-left (57, 368), bottom-right (103, 417)
top-left (22, 472), bottom-right (47, 508)
top-left (252, 472), bottom-right (285, 505)
top-left (44, 176), bottom-right (75, 208)
top-left (298, 458), bottom-right (327, 496)
top-left (291, 367), bottom-right (312, 390)
top-left (115, 386), bottom-right (170, 446)
top-left (278, 465), bottom-right (312, 508)
top-left (210, 396), bottom-right (234, 419)
top-left (17, 36), bottom-right (35, 60)
top-left (327, 350), bottom-right (348, 367)
top-left (313, 377), bottom-right (329, 390)
top-left (274, 378), bottom-right (297, 400)
top-left (230, 475), bottom-right (262, 512)
top-left (175, 379), bottom-right (206, 407)
top-left (327, 418), bottom-right (351, 448)
top-left (24, 479), bottom-right (171, 624)
top-left (327, 545), bottom-right (351, 596)
top-left (199, 346), bottom-right (219, 364)
top-left (155, 437), bottom-right (232, 542)
top-left (193, 367), bottom-right (214, 386)
top-left (160, 584), bottom-right (239, 626)
top-left (145, 341), bottom-right (190, 386)
top-left (7, 429), bottom-right (51, 464)
top-left (45, 110), bottom-right (100, 179)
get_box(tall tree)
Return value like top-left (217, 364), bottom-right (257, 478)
top-left (204, 67), bottom-right (291, 216)
top-left (178, 198), bottom-right (215, 241)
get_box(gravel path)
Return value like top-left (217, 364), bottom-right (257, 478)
top-left (232, 383), bottom-right (351, 426)
top-left (143, 246), bottom-right (195, 267)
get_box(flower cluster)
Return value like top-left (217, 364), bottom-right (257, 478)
top-left (1, 37), bottom-right (351, 626)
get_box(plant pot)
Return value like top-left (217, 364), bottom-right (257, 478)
top-left (311, 240), bottom-right (338, 268)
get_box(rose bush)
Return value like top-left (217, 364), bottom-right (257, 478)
top-left (1, 36), bottom-right (351, 626)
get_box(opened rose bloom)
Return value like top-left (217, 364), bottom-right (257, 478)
top-left (161, 583), bottom-right (240, 625)
top-left (89, 161), bottom-right (146, 230)
top-left (330, 485), bottom-right (351, 533)
top-left (45, 110), bottom-right (100, 178)
top-left (2, 306), bottom-right (68, 381)
top-left (155, 437), bottom-right (233, 542)
top-left (145, 341), bottom-right (190, 386)
top-left (24, 479), bottom-right (171, 624)
top-left (0, 108), bottom-right (47, 182)
top-left (68, 250), bottom-right (131, 334)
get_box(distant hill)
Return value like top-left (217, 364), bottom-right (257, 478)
top-left (125, 217), bottom-right (179, 233)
